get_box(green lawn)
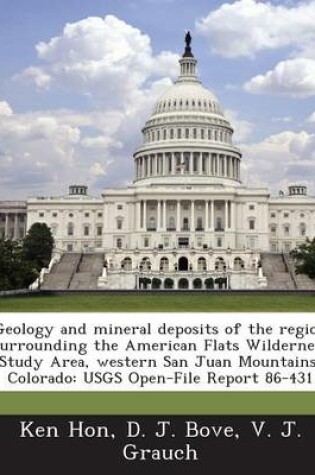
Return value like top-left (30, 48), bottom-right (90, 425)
top-left (0, 292), bottom-right (315, 311)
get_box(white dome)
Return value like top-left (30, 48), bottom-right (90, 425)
top-left (153, 81), bottom-right (224, 117)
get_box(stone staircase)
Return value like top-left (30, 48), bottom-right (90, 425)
top-left (283, 254), bottom-right (315, 290)
top-left (261, 253), bottom-right (296, 290)
top-left (69, 254), bottom-right (104, 290)
top-left (42, 253), bottom-right (104, 290)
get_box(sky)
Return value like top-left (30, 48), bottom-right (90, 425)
top-left (1, 0), bottom-right (315, 199)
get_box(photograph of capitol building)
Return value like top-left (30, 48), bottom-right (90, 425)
top-left (1, 34), bottom-right (315, 291)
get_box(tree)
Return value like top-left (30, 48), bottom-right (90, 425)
top-left (290, 238), bottom-right (315, 279)
top-left (22, 223), bottom-right (54, 272)
top-left (0, 238), bottom-right (37, 291)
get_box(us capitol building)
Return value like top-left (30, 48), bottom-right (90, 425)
top-left (1, 34), bottom-right (315, 290)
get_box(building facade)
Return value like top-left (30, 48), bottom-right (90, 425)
top-left (2, 36), bottom-right (315, 290)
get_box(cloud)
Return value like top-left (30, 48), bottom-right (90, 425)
top-left (196, 0), bottom-right (315, 59)
top-left (225, 109), bottom-right (255, 142)
top-left (244, 58), bottom-right (315, 97)
top-left (2, 15), bottom-right (179, 198)
top-left (18, 15), bottom-right (178, 109)
top-left (0, 101), bottom-right (13, 116)
top-left (241, 130), bottom-right (315, 194)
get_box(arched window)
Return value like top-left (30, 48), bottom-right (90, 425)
top-left (197, 257), bottom-right (207, 271)
top-left (121, 257), bottom-right (132, 271)
top-left (201, 129), bottom-right (205, 139)
top-left (163, 129), bottom-right (166, 140)
top-left (67, 222), bottom-right (74, 236)
top-left (215, 257), bottom-right (226, 272)
top-left (139, 257), bottom-right (151, 272)
top-left (170, 129), bottom-right (174, 139)
top-left (185, 128), bottom-right (189, 139)
top-left (116, 238), bottom-right (122, 248)
top-left (234, 257), bottom-right (244, 270)
top-left (160, 257), bottom-right (169, 272)
top-left (193, 278), bottom-right (202, 289)
top-left (50, 223), bottom-right (58, 236)
top-left (117, 218), bottom-right (123, 230)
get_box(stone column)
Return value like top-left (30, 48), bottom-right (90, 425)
top-left (171, 153), bottom-right (175, 175)
top-left (14, 214), bottom-right (18, 240)
top-left (180, 152), bottom-right (184, 174)
top-left (205, 201), bottom-right (209, 230)
top-left (157, 200), bottom-right (161, 230)
top-left (143, 200), bottom-right (147, 230)
top-left (162, 153), bottom-right (166, 176)
top-left (190, 200), bottom-right (195, 231)
top-left (225, 201), bottom-right (228, 230)
top-left (189, 152), bottom-right (193, 174)
top-left (176, 201), bottom-right (181, 231)
top-left (211, 201), bottom-right (215, 229)
top-left (136, 202), bottom-right (141, 231)
top-left (198, 152), bottom-right (202, 175)
top-left (231, 201), bottom-right (235, 229)
top-left (162, 200), bottom-right (166, 230)
top-left (5, 214), bottom-right (9, 238)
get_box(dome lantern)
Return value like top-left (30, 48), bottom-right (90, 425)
top-left (178, 31), bottom-right (199, 83)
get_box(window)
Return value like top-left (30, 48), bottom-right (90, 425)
top-left (52, 213), bottom-right (57, 217)
top-left (271, 212), bottom-right (276, 218)
top-left (160, 257), bottom-right (169, 271)
top-left (67, 223), bottom-right (74, 236)
top-left (163, 129), bottom-right (166, 140)
top-left (201, 129), bottom-right (205, 139)
top-left (84, 226), bottom-right (89, 236)
top-left (193, 128), bottom-right (197, 139)
top-left (217, 237), bottom-right (222, 248)
top-left (300, 223), bottom-right (306, 236)
top-left (85, 213), bottom-right (90, 218)
top-left (97, 212), bottom-right (103, 217)
top-left (97, 226), bottom-right (102, 236)
top-left (144, 237), bottom-right (150, 248)
top-left (170, 129), bottom-right (174, 139)
top-left (178, 237), bottom-right (189, 248)
top-left (196, 217), bottom-right (203, 230)
top-left (284, 225), bottom-right (290, 236)
top-left (117, 219), bottom-right (123, 230)
top-left (177, 129), bottom-right (182, 139)
top-left (284, 213), bottom-right (289, 218)
top-left (249, 219), bottom-right (255, 230)
top-left (270, 225), bottom-right (277, 235)
top-left (249, 205), bottom-right (255, 210)
top-left (39, 213), bottom-right (44, 217)
top-left (116, 238), bottom-right (122, 248)
top-left (168, 217), bottom-right (175, 230)
top-left (69, 213), bottom-right (74, 218)
top-left (182, 203), bottom-right (189, 210)
top-left (67, 244), bottom-right (73, 252)
top-left (185, 128), bottom-right (189, 139)
top-left (164, 237), bottom-right (170, 248)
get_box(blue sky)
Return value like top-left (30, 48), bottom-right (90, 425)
top-left (0, 0), bottom-right (315, 199)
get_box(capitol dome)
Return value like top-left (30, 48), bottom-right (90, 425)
top-left (133, 33), bottom-right (241, 187)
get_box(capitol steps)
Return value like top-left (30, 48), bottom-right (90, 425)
top-left (69, 254), bottom-right (104, 290)
top-left (261, 253), bottom-right (296, 290)
top-left (283, 255), bottom-right (315, 290)
top-left (41, 253), bottom-right (82, 290)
